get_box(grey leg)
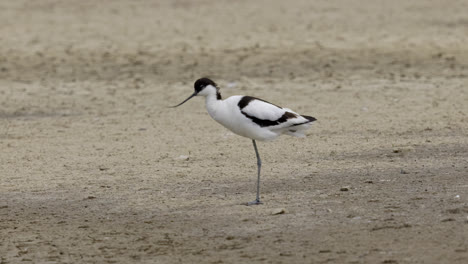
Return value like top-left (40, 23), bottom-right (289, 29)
top-left (247, 140), bottom-right (263, 205)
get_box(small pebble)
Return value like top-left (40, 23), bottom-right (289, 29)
top-left (271, 208), bottom-right (286, 215)
top-left (226, 82), bottom-right (237, 88)
top-left (177, 155), bottom-right (189, 160)
top-left (340, 187), bottom-right (350, 191)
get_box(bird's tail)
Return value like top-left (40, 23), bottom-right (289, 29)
top-left (284, 115), bottom-right (316, 137)
top-left (301, 115), bottom-right (317, 123)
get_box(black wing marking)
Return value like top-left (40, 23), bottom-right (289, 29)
top-left (290, 115), bottom-right (317, 126)
top-left (237, 96), bottom-right (281, 110)
top-left (242, 111), bottom-right (298, 127)
top-left (238, 96), bottom-right (315, 128)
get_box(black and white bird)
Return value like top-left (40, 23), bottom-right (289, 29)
top-left (172, 78), bottom-right (316, 205)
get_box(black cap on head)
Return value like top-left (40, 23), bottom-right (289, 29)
top-left (194, 78), bottom-right (217, 93)
top-left (170, 77), bottom-right (220, 108)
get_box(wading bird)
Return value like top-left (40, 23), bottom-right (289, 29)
top-left (172, 78), bottom-right (316, 205)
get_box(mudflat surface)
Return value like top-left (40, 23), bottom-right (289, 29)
top-left (1, 1), bottom-right (467, 263)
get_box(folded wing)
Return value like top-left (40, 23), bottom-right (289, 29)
top-left (239, 96), bottom-right (312, 128)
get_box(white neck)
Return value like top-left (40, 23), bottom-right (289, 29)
top-left (204, 91), bottom-right (223, 120)
top-left (205, 91), bottom-right (220, 108)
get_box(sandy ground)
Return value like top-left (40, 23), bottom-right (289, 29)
top-left (1, 0), bottom-right (468, 263)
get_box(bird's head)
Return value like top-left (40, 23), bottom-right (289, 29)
top-left (171, 78), bottom-right (221, 107)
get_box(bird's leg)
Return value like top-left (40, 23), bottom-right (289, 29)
top-left (247, 139), bottom-right (263, 205)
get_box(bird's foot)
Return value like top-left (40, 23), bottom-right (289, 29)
top-left (245, 199), bottom-right (263, 206)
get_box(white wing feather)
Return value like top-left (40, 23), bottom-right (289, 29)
top-left (241, 99), bottom-right (286, 121)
